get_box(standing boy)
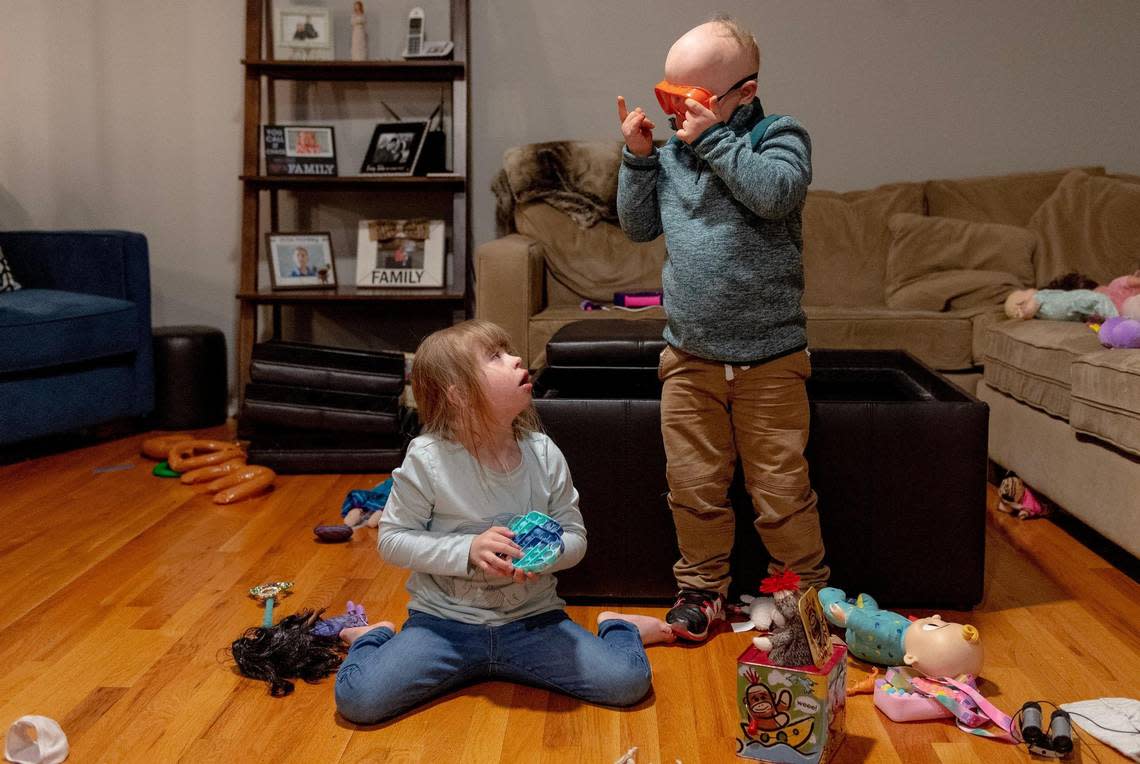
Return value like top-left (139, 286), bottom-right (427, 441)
top-left (616, 16), bottom-right (828, 641)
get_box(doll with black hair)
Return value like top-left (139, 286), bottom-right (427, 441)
top-left (230, 602), bottom-right (368, 696)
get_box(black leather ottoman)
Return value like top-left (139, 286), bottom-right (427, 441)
top-left (239, 341), bottom-right (411, 473)
top-left (152, 325), bottom-right (228, 429)
top-left (534, 320), bottom-right (989, 610)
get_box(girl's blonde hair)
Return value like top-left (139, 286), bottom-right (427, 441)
top-left (411, 320), bottom-right (540, 455)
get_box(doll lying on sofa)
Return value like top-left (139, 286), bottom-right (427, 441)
top-left (1005, 271), bottom-right (1140, 322)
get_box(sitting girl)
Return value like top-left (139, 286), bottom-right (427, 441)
top-left (334, 320), bottom-right (674, 724)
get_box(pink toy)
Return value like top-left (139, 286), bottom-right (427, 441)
top-left (874, 677), bottom-right (953, 722)
top-left (1096, 272), bottom-right (1140, 318)
top-left (1096, 317), bottom-right (1140, 348)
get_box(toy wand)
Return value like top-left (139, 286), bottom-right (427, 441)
top-left (249, 581), bottom-right (293, 628)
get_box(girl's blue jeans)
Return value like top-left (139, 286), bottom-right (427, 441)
top-left (335, 609), bottom-right (652, 724)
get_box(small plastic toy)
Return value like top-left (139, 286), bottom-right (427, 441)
top-left (249, 580), bottom-right (293, 627)
top-left (874, 667), bottom-right (1016, 741)
top-left (507, 511), bottom-right (564, 573)
top-left (313, 524), bottom-right (354, 543)
top-left (818, 587), bottom-right (983, 678)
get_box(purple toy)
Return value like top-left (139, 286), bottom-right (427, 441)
top-left (310, 600), bottom-right (368, 637)
top-left (1097, 317), bottom-right (1140, 348)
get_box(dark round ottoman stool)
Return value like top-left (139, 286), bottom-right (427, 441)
top-left (152, 325), bottom-right (228, 429)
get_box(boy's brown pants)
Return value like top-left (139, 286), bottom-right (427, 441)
top-left (659, 345), bottom-right (829, 596)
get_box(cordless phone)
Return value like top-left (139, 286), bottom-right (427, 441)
top-left (404, 7), bottom-right (424, 57)
top-left (402, 7), bottom-right (455, 59)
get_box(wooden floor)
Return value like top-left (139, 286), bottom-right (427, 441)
top-left (1, 426), bottom-right (1137, 763)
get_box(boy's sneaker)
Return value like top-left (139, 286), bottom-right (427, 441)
top-left (665, 589), bottom-right (726, 641)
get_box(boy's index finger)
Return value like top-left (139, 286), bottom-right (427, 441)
top-left (617, 96), bottom-right (629, 123)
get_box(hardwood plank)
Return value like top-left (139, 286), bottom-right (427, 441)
top-left (0, 432), bottom-right (1135, 763)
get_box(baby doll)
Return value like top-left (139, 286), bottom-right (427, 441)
top-left (1004, 288), bottom-right (1117, 322)
top-left (751, 571), bottom-right (815, 667)
top-left (818, 588), bottom-right (983, 678)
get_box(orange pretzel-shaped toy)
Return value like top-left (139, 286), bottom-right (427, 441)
top-left (168, 440), bottom-right (245, 472)
top-left (140, 435), bottom-right (275, 504)
top-left (141, 434), bottom-right (197, 461)
top-left (205, 465), bottom-right (276, 504)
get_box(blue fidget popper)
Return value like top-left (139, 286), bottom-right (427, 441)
top-left (508, 511), bottom-right (565, 573)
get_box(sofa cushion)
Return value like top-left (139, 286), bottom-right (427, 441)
top-left (982, 320), bottom-right (1104, 419)
top-left (0, 288), bottom-right (139, 373)
top-left (515, 202), bottom-right (664, 307)
top-left (804, 305), bottom-right (980, 371)
top-left (1028, 170), bottom-right (1140, 288)
top-left (802, 182), bottom-right (925, 307)
top-left (924, 166), bottom-right (1105, 226)
top-left (1069, 350), bottom-right (1140, 457)
top-left (884, 213), bottom-right (1035, 311)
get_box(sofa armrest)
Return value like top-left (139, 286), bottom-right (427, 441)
top-left (475, 233), bottom-right (546, 366)
top-left (0, 230), bottom-right (154, 412)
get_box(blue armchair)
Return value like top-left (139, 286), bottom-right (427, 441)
top-left (0, 231), bottom-right (154, 445)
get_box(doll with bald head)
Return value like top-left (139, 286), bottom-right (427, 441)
top-left (615, 18), bottom-right (825, 643)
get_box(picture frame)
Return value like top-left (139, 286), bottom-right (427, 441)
top-left (266, 232), bottom-right (337, 290)
top-left (355, 219), bottom-right (445, 288)
top-left (263, 125), bottom-right (338, 176)
top-left (272, 5), bottom-right (334, 60)
top-left (360, 122), bottom-right (427, 176)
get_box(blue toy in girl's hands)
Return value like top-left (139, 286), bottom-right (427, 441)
top-left (507, 511), bottom-right (564, 573)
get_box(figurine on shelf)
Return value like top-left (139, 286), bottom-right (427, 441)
top-left (351, 1), bottom-right (369, 61)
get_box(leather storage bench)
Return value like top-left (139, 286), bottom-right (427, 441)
top-left (533, 320), bottom-right (989, 609)
top-left (239, 341), bottom-right (411, 473)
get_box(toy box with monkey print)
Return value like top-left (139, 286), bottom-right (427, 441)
top-left (735, 642), bottom-right (847, 763)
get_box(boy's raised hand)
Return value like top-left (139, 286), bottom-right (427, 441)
top-left (617, 96), bottom-right (655, 157)
top-left (676, 96), bottom-right (719, 145)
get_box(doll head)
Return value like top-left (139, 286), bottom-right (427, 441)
top-left (902, 615), bottom-right (983, 678)
top-left (230, 609), bottom-right (345, 696)
top-left (1005, 288), bottom-right (1040, 319)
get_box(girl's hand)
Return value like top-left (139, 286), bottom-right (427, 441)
top-left (676, 96), bottom-right (719, 144)
top-left (617, 96), bottom-right (655, 157)
top-left (469, 526), bottom-right (523, 577)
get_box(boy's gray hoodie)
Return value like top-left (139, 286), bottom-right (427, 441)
top-left (617, 101), bottom-right (812, 364)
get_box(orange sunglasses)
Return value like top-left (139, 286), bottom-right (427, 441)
top-left (653, 73), bottom-right (757, 130)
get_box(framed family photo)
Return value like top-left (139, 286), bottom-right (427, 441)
top-left (273, 5), bottom-right (334, 60)
top-left (360, 122), bottom-right (427, 175)
top-left (355, 218), bottom-right (445, 288)
top-left (263, 125), bottom-right (337, 176)
top-left (266, 232), bottom-right (337, 290)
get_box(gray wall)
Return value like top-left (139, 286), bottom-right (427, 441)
top-left (2, 1), bottom-right (1138, 388)
top-left (470, 0), bottom-right (1140, 245)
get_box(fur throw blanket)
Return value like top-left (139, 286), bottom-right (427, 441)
top-left (492, 141), bottom-right (625, 236)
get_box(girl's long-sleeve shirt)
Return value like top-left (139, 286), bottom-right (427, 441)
top-left (378, 431), bottom-right (587, 625)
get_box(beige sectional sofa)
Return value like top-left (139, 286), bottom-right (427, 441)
top-left (476, 141), bottom-right (1139, 556)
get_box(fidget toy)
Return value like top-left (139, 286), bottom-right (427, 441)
top-left (508, 511), bottom-right (565, 573)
